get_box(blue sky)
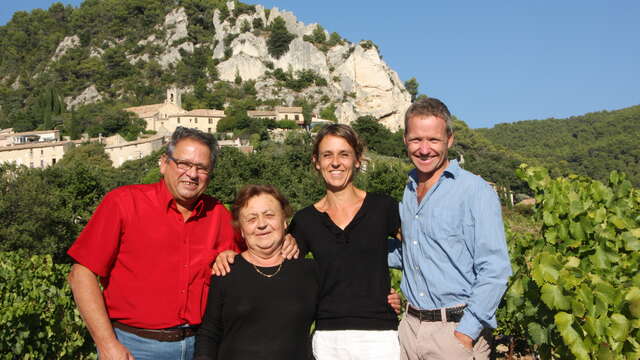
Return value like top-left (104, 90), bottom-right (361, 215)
top-left (2, 1), bottom-right (639, 128)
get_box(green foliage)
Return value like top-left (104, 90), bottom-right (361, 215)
top-left (359, 40), bottom-right (378, 52)
top-left (326, 32), bottom-right (343, 47)
top-left (352, 115), bottom-right (405, 158)
top-left (319, 103), bottom-right (337, 121)
top-left (0, 251), bottom-right (94, 359)
top-left (404, 77), bottom-right (419, 102)
top-left (293, 97), bottom-right (314, 126)
top-left (450, 117), bottom-right (528, 193)
top-left (276, 119), bottom-right (297, 129)
top-left (0, 144), bottom-right (120, 262)
top-left (252, 17), bottom-right (264, 30)
top-left (477, 106), bottom-right (640, 187)
top-left (267, 16), bottom-right (295, 59)
top-left (498, 165), bottom-right (640, 359)
top-left (271, 68), bottom-right (327, 92)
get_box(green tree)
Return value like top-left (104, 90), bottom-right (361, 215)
top-left (319, 103), bottom-right (337, 121)
top-left (267, 16), bottom-right (295, 59)
top-left (404, 77), bottom-right (419, 102)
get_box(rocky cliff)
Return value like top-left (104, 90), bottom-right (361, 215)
top-left (32, 1), bottom-right (412, 131)
top-left (210, 2), bottom-right (410, 130)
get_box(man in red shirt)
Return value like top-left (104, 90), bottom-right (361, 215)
top-left (67, 127), bottom-right (293, 360)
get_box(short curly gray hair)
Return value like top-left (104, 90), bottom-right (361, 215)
top-left (166, 127), bottom-right (219, 169)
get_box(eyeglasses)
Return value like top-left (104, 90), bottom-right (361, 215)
top-left (167, 154), bottom-right (211, 174)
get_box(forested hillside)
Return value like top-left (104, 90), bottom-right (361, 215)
top-left (477, 106), bottom-right (640, 186)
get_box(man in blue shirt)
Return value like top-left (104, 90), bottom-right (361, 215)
top-left (389, 98), bottom-right (512, 359)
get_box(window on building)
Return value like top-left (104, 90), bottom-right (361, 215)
top-left (41, 149), bottom-right (44, 155)
top-left (208, 128), bottom-right (212, 133)
top-left (30, 162), bottom-right (34, 168)
top-left (209, 118), bottom-right (213, 124)
top-left (52, 158), bottom-right (56, 165)
top-left (195, 118), bottom-right (198, 123)
top-left (295, 115), bottom-right (300, 120)
top-left (178, 117), bottom-right (181, 123)
top-left (285, 115), bottom-right (289, 120)
top-left (40, 159), bottom-right (44, 168)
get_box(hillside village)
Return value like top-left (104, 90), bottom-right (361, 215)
top-left (0, 87), bottom-right (334, 169)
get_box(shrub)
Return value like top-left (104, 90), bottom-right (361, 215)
top-left (0, 251), bottom-right (94, 359)
top-left (267, 17), bottom-right (295, 59)
top-left (252, 17), bottom-right (263, 30)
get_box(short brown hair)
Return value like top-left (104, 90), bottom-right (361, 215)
top-left (312, 123), bottom-right (365, 163)
top-left (231, 184), bottom-right (293, 228)
top-left (404, 97), bottom-right (453, 136)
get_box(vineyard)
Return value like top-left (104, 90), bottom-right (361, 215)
top-left (1, 165), bottom-right (639, 359)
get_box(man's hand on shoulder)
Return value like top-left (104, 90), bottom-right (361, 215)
top-left (211, 250), bottom-right (238, 276)
top-left (98, 339), bottom-right (135, 360)
top-left (281, 234), bottom-right (299, 259)
top-left (453, 330), bottom-right (473, 350)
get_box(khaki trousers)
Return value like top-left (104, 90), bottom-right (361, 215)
top-left (398, 311), bottom-right (492, 360)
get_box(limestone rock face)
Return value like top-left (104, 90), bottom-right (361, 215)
top-left (89, 47), bottom-right (104, 58)
top-left (164, 8), bottom-right (189, 44)
top-left (64, 85), bottom-right (103, 109)
top-left (340, 45), bottom-right (410, 131)
top-left (218, 54), bottom-right (267, 82)
top-left (266, 8), bottom-right (307, 37)
top-left (131, 7), bottom-right (193, 68)
top-left (273, 38), bottom-right (330, 78)
top-left (52, 35), bottom-right (80, 62)
top-left (209, 2), bottom-right (409, 130)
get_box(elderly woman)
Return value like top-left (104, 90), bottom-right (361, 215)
top-left (194, 184), bottom-right (318, 360)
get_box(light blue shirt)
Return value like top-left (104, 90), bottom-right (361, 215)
top-left (388, 160), bottom-right (512, 339)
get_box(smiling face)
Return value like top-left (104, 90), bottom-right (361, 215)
top-left (159, 138), bottom-right (212, 210)
top-left (313, 135), bottom-right (360, 191)
top-left (239, 193), bottom-right (286, 257)
top-left (404, 115), bottom-right (454, 183)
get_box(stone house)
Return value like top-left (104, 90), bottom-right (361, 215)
top-left (103, 134), bottom-right (166, 167)
top-left (0, 129), bottom-right (61, 147)
top-left (168, 109), bottom-right (225, 134)
top-left (0, 140), bottom-right (73, 168)
top-left (125, 88), bottom-right (225, 134)
top-left (248, 106), bottom-right (303, 125)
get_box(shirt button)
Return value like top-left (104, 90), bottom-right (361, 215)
top-left (419, 292), bottom-right (425, 297)
top-left (415, 215), bottom-right (419, 219)
top-left (414, 265), bottom-right (419, 270)
top-left (181, 290), bottom-right (185, 294)
top-left (184, 264), bottom-right (188, 268)
top-left (413, 241), bottom-right (418, 245)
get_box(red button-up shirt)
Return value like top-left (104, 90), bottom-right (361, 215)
top-left (68, 180), bottom-right (243, 329)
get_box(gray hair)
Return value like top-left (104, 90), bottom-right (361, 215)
top-left (166, 127), bottom-right (219, 169)
top-left (404, 97), bottom-right (454, 136)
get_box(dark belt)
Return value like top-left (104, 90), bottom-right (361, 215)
top-left (112, 321), bottom-right (198, 342)
top-left (407, 305), bottom-right (466, 322)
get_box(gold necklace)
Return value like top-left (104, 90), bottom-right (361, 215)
top-left (252, 262), bottom-right (283, 278)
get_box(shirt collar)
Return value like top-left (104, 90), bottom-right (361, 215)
top-left (158, 179), bottom-right (206, 217)
top-left (407, 159), bottom-right (461, 187)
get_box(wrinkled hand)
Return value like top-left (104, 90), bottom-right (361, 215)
top-left (211, 250), bottom-right (238, 276)
top-left (387, 288), bottom-right (402, 314)
top-left (454, 330), bottom-right (474, 350)
top-left (281, 234), bottom-right (299, 259)
top-left (98, 340), bottom-right (135, 360)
